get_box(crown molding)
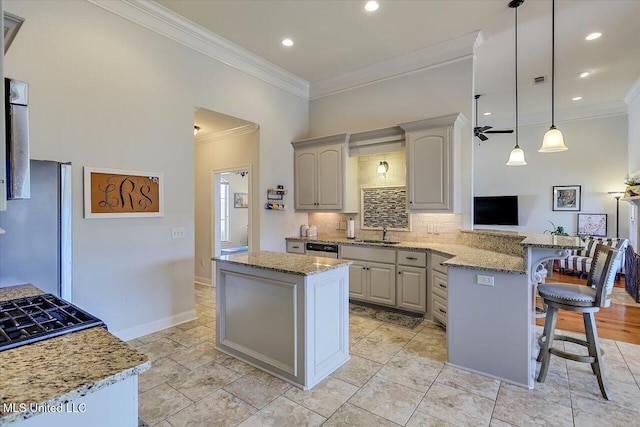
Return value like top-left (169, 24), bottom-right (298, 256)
top-left (196, 124), bottom-right (259, 144)
top-left (487, 100), bottom-right (628, 129)
top-left (86, 0), bottom-right (310, 99)
top-left (309, 31), bottom-right (483, 100)
top-left (624, 77), bottom-right (640, 105)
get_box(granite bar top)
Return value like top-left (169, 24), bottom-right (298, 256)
top-left (0, 285), bottom-right (150, 426)
top-left (286, 236), bottom-right (526, 274)
top-left (214, 250), bottom-right (351, 276)
top-left (520, 234), bottom-right (584, 250)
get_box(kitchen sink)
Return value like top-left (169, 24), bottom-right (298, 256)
top-left (354, 239), bottom-right (401, 245)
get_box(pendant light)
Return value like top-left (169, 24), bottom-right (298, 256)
top-left (506, 0), bottom-right (526, 166)
top-left (539, 0), bottom-right (568, 152)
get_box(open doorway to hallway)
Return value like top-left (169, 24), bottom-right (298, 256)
top-left (217, 169), bottom-right (250, 256)
top-left (194, 108), bottom-right (259, 287)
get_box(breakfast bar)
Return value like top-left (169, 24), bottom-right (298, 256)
top-left (213, 251), bottom-right (351, 390)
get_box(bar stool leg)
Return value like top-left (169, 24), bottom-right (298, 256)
top-left (583, 312), bottom-right (611, 400)
top-left (537, 305), bottom-right (558, 383)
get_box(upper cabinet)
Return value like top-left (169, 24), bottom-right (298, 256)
top-left (400, 113), bottom-right (467, 213)
top-left (292, 134), bottom-right (358, 212)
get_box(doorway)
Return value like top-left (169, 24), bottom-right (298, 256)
top-left (214, 168), bottom-right (251, 257)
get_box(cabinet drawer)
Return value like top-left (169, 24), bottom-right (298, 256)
top-left (397, 250), bottom-right (427, 267)
top-left (432, 294), bottom-right (448, 325)
top-left (431, 253), bottom-right (450, 274)
top-left (432, 270), bottom-right (448, 300)
top-left (286, 240), bottom-right (305, 254)
top-left (340, 245), bottom-right (396, 263)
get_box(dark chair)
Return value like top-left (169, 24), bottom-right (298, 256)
top-left (536, 243), bottom-right (622, 400)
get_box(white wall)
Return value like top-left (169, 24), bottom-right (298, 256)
top-left (309, 58), bottom-right (475, 228)
top-left (627, 81), bottom-right (640, 175)
top-left (4, 0), bottom-right (308, 337)
top-left (474, 114), bottom-right (630, 239)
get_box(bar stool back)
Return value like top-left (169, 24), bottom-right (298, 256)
top-left (536, 243), bottom-right (622, 400)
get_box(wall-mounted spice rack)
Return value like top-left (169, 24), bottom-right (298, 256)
top-left (265, 186), bottom-right (287, 210)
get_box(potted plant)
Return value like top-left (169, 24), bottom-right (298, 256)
top-left (544, 221), bottom-right (569, 236)
top-left (625, 174), bottom-right (640, 198)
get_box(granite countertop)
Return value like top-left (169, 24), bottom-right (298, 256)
top-left (214, 250), bottom-right (351, 276)
top-left (0, 285), bottom-right (150, 426)
top-left (286, 236), bottom-right (526, 274)
top-left (520, 234), bottom-right (584, 250)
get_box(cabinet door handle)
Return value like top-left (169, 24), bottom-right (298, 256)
top-left (398, 271), bottom-right (401, 275)
top-left (439, 308), bottom-right (447, 314)
top-left (292, 245), bottom-right (300, 249)
top-left (439, 283), bottom-right (447, 288)
top-left (406, 257), bottom-right (418, 261)
top-left (409, 201), bottom-right (413, 204)
top-left (439, 263), bottom-right (445, 266)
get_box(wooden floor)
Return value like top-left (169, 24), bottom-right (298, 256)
top-left (536, 272), bottom-right (640, 345)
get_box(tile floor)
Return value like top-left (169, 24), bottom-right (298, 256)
top-left (130, 284), bottom-right (640, 426)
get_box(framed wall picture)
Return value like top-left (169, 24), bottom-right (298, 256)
top-left (234, 193), bottom-right (248, 208)
top-left (578, 213), bottom-right (607, 237)
top-left (83, 167), bottom-right (164, 218)
top-left (552, 185), bottom-right (581, 211)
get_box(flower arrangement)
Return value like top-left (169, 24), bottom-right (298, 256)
top-left (625, 174), bottom-right (640, 186)
top-left (544, 221), bottom-right (569, 236)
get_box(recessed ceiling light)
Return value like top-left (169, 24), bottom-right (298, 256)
top-left (365, 1), bottom-right (379, 12)
top-left (483, 112), bottom-right (491, 116)
top-left (578, 71), bottom-right (590, 78)
top-left (585, 32), bottom-right (601, 41)
top-left (572, 96), bottom-right (583, 101)
top-left (282, 38), bottom-right (294, 47)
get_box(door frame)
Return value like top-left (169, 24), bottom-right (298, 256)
top-left (211, 164), bottom-right (253, 261)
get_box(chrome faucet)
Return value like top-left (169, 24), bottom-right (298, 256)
top-left (382, 226), bottom-right (388, 242)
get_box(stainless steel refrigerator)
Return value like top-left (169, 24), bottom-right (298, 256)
top-left (0, 159), bottom-right (72, 297)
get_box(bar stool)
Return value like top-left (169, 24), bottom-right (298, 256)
top-left (536, 243), bottom-right (622, 400)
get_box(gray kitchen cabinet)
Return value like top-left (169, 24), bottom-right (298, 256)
top-left (291, 134), bottom-right (357, 212)
top-left (397, 250), bottom-right (427, 313)
top-left (341, 245), bottom-right (396, 307)
top-left (400, 113), bottom-right (467, 213)
top-left (397, 265), bottom-right (427, 313)
top-left (430, 253), bottom-right (450, 327)
top-left (286, 240), bottom-right (305, 254)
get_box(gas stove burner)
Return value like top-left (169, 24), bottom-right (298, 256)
top-left (0, 294), bottom-right (106, 351)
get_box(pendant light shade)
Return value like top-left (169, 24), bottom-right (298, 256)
top-left (507, 145), bottom-right (527, 166)
top-left (540, 125), bottom-right (567, 152)
top-left (506, 0), bottom-right (526, 166)
top-left (539, 0), bottom-right (567, 153)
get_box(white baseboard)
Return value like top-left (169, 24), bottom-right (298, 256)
top-left (113, 309), bottom-right (197, 341)
top-left (195, 276), bottom-right (212, 286)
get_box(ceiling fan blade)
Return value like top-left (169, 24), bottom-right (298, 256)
top-left (485, 130), bottom-right (514, 134)
top-left (476, 133), bottom-right (489, 141)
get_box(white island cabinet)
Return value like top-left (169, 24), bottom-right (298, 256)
top-left (213, 251), bottom-right (351, 390)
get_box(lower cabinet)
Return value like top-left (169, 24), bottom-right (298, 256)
top-left (397, 265), bottom-right (427, 312)
top-left (347, 260), bottom-right (396, 306)
top-left (430, 253), bottom-right (450, 327)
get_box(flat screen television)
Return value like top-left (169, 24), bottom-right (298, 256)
top-left (474, 196), bottom-right (519, 226)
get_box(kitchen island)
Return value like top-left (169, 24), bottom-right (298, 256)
top-left (0, 284), bottom-right (150, 427)
top-left (213, 251), bottom-right (351, 390)
top-left (446, 234), bottom-right (584, 388)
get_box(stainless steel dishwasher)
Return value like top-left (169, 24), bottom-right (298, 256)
top-left (305, 243), bottom-right (339, 259)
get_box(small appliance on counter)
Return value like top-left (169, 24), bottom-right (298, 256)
top-left (306, 225), bottom-right (317, 237)
top-left (347, 218), bottom-right (355, 239)
top-left (300, 224), bottom-right (309, 237)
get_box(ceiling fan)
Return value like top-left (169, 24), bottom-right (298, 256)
top-left (474, 94), bottom-right (514, 141)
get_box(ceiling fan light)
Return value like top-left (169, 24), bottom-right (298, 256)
top-left (539, 126), bottom-right (567, 152)
top-left (506, 145), bottom-right (527, 166)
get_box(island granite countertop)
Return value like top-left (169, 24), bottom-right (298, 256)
top-left (214, 250), bottom-right (351, 276)
top-left (285, 236), bottom-right (527, 274)
top-left (0, 284), bottom-right (150, 426)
